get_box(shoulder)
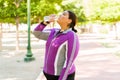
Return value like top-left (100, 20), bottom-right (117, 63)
top-left (67, 31), bottom-right (76, 37)
top-left (67, 31), bottom-right (79, 40)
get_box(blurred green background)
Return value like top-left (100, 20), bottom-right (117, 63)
top-left (0, 0), bottom-right (120, 50)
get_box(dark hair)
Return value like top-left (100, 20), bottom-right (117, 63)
top-left (67, 10), bottom-right (77, 33)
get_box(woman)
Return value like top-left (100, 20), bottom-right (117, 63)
top-left (33, 10), bottom-right (79, 80)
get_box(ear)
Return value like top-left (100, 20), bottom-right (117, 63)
top-left (68, 19), bottom-right (72, 24)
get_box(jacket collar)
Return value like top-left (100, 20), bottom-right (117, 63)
top-left (60, 28), bottom-right (72, 34)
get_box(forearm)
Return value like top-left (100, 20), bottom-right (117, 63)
top-left (33, 22), bottom-right (50, 40)
top-left (34, 21), bottom-right (48, 31)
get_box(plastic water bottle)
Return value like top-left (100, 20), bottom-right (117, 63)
top-left (44, 15), bottom-right (58, 22)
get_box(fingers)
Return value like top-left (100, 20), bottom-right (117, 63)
top-left (49, 14), bottom-right (57, 22)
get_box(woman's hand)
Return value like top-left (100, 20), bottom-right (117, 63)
top-left (43, 14), bottom-right (57, 26)
top-left (49, 14), bottom-right (57, 22)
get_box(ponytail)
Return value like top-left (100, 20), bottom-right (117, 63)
top-left (70, 23), bottom-right (77, 33)
top-left (72, 27), bottom-right (77, 33)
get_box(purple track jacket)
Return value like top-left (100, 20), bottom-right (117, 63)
top-left (33, 23), bottom-right (79, 80)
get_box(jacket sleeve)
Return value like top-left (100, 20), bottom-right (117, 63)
top-left (58, 32), bottom-right (78, 80)
top-left (32, 23), bottom-right (50, 40)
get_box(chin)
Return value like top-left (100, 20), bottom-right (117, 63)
top-left (57, 20), bottom-right (60, 24)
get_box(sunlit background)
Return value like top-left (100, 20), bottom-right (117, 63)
top-left (0, 0), bottom-right (120, 80)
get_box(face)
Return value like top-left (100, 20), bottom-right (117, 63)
top-left (57, 11), bottom-right (71, 26)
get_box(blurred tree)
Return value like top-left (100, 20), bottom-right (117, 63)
top-left (31, 0), bottom-right (62, 23)
top-left (0, 0), bottom-right (62, 50)
top-left (0, 0), bottom-right (27, 23)
top-left (86, 0), bottom-right (120, 23)
top-left (0, 0), bottom-right (26, 50)
top-left (86, 0), bottom-right (120, 39)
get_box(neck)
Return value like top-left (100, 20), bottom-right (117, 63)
top-left (60, 24), bottom-right (69, 31)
